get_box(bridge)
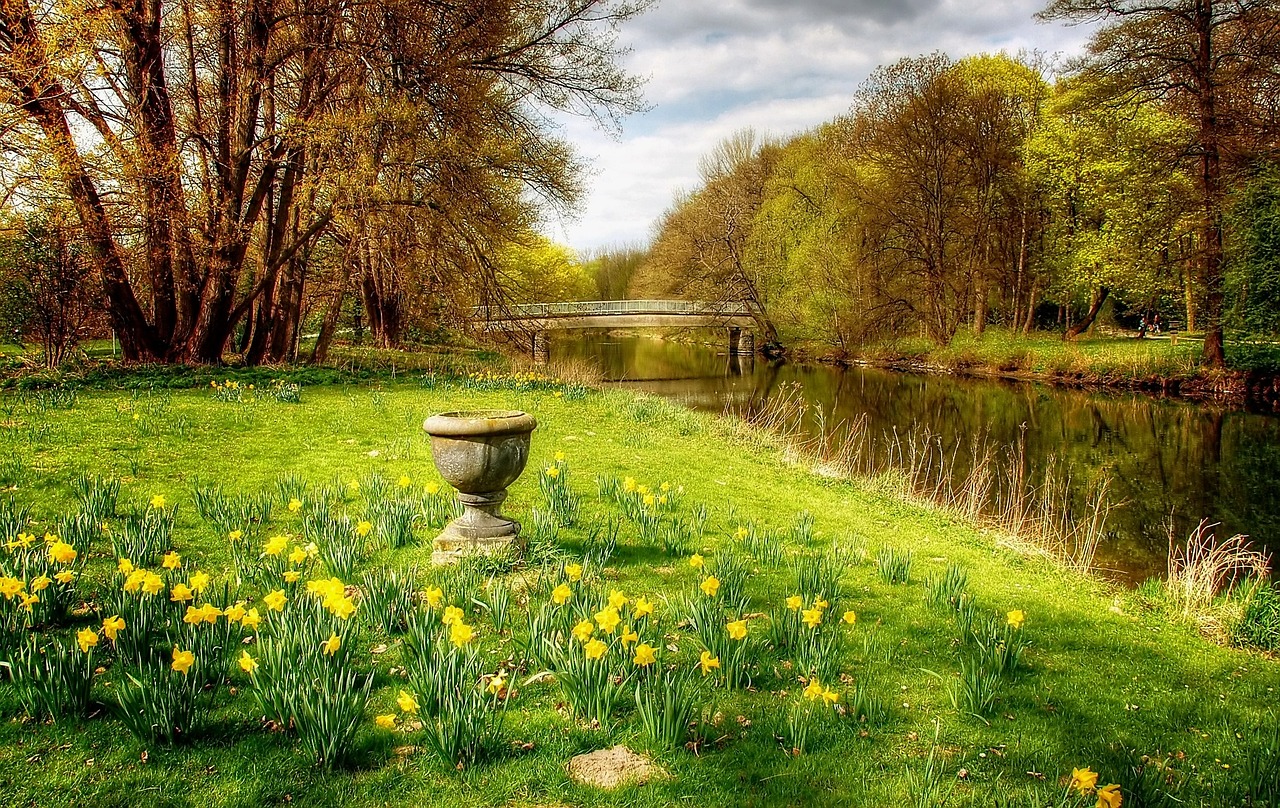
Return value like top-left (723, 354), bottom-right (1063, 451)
top-left (476, 300), bottom-right (760, 361)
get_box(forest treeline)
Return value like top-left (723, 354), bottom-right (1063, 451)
top-left (2, 0), bottom-right (1279, 369)
top-left (635, 2), bottom-right (1280, 367)
top-left (0, 0), bottom-right (649, 366)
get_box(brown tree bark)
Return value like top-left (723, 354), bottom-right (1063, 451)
top-left (1065, 285), bottom-right (1109, 340)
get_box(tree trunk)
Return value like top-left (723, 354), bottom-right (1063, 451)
top-left (1193, 0), bottom-right (1226, 368)
top-left (1065, 285), bottom-right (1109, 340)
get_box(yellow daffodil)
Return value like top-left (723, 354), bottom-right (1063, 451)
top-left (48, 541), bottom-right (77, 565)
top-left (239, 650), bottom-right (259, 674)
top-left (288, 498), bottom-right (302, 513)
top-left (804, 678), bottom-right (824, 701)
top-left (842, 610), bottom-right (857, 625)
top-left (121, 569), bottom-right (144, 593)
top-left (288, 546), bottom-right (307, 565)
top-left (584, 638), bottom-right (608, 660)
top-left (322, 633), bottom-right (341, 655)
top-left (424, 586), bottom-right (444, 609)
top-left (43, 532), bottom-right (58, 546)
top-left (565, 563), bottom-right (583, 582)
top-left (637, 484), bottom-right (649, 496)
top-left (1071, 767), bottom-right (1099, 794)
top-left (544, 465), bottom-right (560, 478)
top-left (572, 620), bottom-right (594, 643)
top-left (397, 475), bottom-right (411, 487)
top-left (228, 529), bottom-right (243, 542)
top-left (814, 597), bottom-right (829, 610)
top-left (727, 619), bottom-right (748, 641)
top-left (283, 570), bottom-right (301, 583)
top-left (607, 589), bottom-right (627, 610)
top-left (689, 554), bottom-right (705, 569)
top-left (354, 520), bottom-right (373, 537)
top-left (162, 551), bottom-right (181, 570)
top-left (30, 575), bottom-right (51, 592)
top-left (76, 627), bottom-right (98, 653)
top-left (595, 607), bottom-right (621, 634)
top-left (189, 571), bottom-right (210, 592)
top-left (263, 534), bottom-right (288, 557)
top-left (142, 571), bottom-right (164, 595)
top-left (375, 713), bottom-right (398, 729)
top-left (1096, 784), bottom-right (1122, 808)
top-left (201, 604), bottom-right (222, 624)
top-left (487, 673), bottom-right (507, 696)
top-left (171, 647), bottom-right (195, 675)
top-left (170, 583), bottom-right (194, 603)
top-left (621, 626), bottom-right (639, 645)
top-left (19, 592), bottom-right (38, 611)
top-left (424, 481), bottom-right (440, 495)
top-left (328, 595), bottom-right (356, 620)
top-left (551, 583), bottom-right (573, 605)
top-left (634, 643), bottom-right (657, 666)
top-left (397, 690), bottom-right (419, 713)
top-left (242, 608), bottom-right (262, 630)
top-left (442, 605), bottom-right (464, 625)
top-left (623, 476), bottom-right (637, 493)
top-left (0, 577), bottom-right (23, 599)
top-left (822, 687), bottom-right (839, 705)
top-left (224, 602), bottom-right (247, 623)
top-left (450, 621), bottom-right (475, 647)
top-left (1007, 609), bottom-right (1026, 629)
top-left (699, 650), bottom-right (720, 675)
top-left (263, 589), bottom-right (287, 611)
top-left (102, 615), bottom-right (125, 642)
top-left (700, 576), bottom-right (720, 597)
top-left (802, 608), bottom-right (823, 628)
top-left (183, 605), bottom-right (204, 625)
top-left (785, 595), bottom-right (803, 610)
top-left (555, 451), bottom-right (566, 462)
top-left (150, 494), bottom-right (166, 509)
top-left (660, 481), bottom-right (671, 492)
top-left (54, 570), bottom-right (74, 585)
top-left (633, 597), bottom-right (655, 619)
top-left (117, 557), bottom-right (134, 574)
top-left (642, 493), bottom-right (655, 507)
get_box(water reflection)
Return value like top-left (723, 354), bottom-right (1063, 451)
top-left (552, 334), bottom-right (1280, 583)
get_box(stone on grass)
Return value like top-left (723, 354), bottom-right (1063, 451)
top-left (566, 745), bottom-right (666, 789)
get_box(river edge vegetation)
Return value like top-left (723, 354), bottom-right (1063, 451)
top-left (0, 360), bottom-right (1278, 807)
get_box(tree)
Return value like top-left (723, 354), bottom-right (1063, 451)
top-left (1039, 0), bottom-right (1280, 365)
top-left (0, 0), bottom-right (649, 363)
top-left (1027, 81), bottom-right (1197, 337)
top-left (0, 215), bottom-right (101, 368)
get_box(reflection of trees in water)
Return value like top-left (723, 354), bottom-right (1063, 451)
top-left (555, 335), bottom-right (1280, 581)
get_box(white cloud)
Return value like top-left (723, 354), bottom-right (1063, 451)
top-left (543, 1), bottom-right (1098, 254)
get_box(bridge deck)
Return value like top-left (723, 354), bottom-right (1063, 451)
top-left (477, 300), bottom-right (756, 331)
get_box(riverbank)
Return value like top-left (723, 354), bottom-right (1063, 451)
top-left (1, 367), bottom-right (1277, 805)
top-left (790, 329), bottom-right (1280, 410)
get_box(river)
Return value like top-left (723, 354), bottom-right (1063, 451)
top-left (550, 334), bottom-right (1280, 584)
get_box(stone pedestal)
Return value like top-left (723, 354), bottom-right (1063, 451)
top-left (424, 411), bottom-right (537, 565)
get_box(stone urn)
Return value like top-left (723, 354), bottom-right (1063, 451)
top-left (423, 410), bottom-right (537, 565)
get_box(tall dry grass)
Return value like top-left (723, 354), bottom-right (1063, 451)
top-left (729, 385), bottom-right (1115, 573)
top-left (1166, 520), bottom-right (1270, 633)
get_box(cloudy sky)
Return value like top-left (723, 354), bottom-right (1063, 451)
top-left (543, 0), bottom-right (1100, 255)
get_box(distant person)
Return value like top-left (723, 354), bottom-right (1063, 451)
top-left (1138, 316), bottom-right (1147, 339)
top-left (1152, 314), bottom-right (1162, 335)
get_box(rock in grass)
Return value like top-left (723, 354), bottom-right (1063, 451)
top-left (566, 745), bottom-right (666, 789)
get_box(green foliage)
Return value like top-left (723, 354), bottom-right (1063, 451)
top-left (1227, 163), bottom-right (1280, 337)
top-left (1233, 581), bottom-right (1280, 652)
top-left (876, 545), bottom-right (912, 585)
top-left (3, 636), bottom-right (96, 720)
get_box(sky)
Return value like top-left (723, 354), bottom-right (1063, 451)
top-left (543, 0), bottom-right (1100, 255)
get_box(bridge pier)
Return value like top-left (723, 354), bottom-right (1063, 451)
top-left (531, 331), bottom-right (550, 365)
top-left (728, 327), bottom-right (755, 356)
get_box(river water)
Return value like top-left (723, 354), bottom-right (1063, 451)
top-left (551, 334), bottom-right (1280, 583)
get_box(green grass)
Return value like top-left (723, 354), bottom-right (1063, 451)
top-left (0, 370), bottom-right (1277, 807)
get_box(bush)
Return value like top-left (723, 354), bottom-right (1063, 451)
top-left (1233, 581), bottom-right (1280, 651)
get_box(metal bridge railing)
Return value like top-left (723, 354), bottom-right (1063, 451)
top-left (475, 300), bottom-right (753, 320)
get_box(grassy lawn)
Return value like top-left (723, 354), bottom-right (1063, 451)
top-left (0, 369), bottom-right (1276, 806)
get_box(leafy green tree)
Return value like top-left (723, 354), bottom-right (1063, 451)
top-left (1226, 163), bottom-right (1280, 336)
top-left (1039, 0), bottom-right (1280, 364)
